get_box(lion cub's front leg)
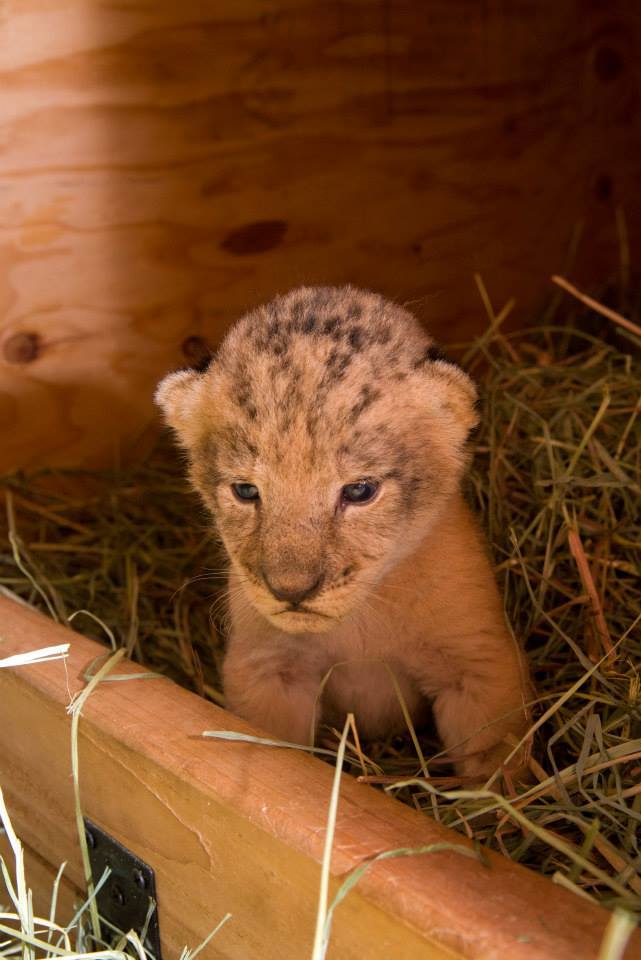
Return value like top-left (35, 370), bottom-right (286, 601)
top-left (412, 609), bottom-right (531, 782)
top-left (431, 669), bottom-right (530, 781)
top-left (223, 605), bottom-right (322, 745)
top-left (400, 503), bottom-right (532, 783)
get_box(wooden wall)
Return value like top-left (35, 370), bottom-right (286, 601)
top-left (0, 0), bottom-right (639, 471)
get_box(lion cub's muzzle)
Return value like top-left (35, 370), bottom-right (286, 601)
top-left (262, 570), bottom-right (324, 608)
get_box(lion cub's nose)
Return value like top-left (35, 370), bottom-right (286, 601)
top-left (264, 573), bottom-right (323, 606)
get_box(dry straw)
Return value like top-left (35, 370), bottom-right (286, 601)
top-left (1, 276), bottom-right (640, 924)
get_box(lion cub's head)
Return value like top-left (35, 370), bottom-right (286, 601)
top-left (156, 286), bottom-right (478, 634)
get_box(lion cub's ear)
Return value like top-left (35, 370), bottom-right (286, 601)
top-left (155, 369), bottom-right (206, 446)
top-left (423, 358), bottom-right (479, 443)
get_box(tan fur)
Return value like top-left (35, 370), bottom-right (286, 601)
top-left (156, 286), bottom-right (531, 780)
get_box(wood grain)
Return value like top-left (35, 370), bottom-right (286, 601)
top-left (0, 0), bottom-right (639, 471)
top-left (1, 597), bottom-right (639, 959)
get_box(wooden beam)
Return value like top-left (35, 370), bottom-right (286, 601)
top-left (0, 597), bottom-right (637, 959)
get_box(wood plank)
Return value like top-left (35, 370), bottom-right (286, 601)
top-left (0, 1), bottom-right (639, 470)
top-left (0, 597), bottom-right (638, 959)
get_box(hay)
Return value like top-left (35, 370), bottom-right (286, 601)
top-left (1, 462), bottom-right (223, 700)
top-left (1, 288), bottom-right (640, 915)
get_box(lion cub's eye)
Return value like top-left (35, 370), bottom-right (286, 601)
top-left (340, 480), bottom-right (379, 506)
top-left (231, 482), bottom-right (260, 502)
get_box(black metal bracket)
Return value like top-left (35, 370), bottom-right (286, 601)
top-left (84, 818), bottom-right (162, 960)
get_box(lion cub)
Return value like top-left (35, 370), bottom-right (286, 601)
top-left (156, 286), bottom-right (531, 780)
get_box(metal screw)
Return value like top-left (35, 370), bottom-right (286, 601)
top-left (111, 885), bottom-right (125, 907)
top-left (133, 868), bottom-right (146, 890)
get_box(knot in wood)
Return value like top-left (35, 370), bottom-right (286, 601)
top-left (221, 219), bottom-right (288, 255)
top-left (181, 335), bottom-right (214, 372)
top-left (3, 332), bottom-right (40, 364)
top-left (593, 46), bottom-right (623, 83)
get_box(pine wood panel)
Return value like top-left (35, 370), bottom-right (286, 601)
top-left (0, 597), bottom-right (638, 959)
top-left (0, 1), bottom-right (639, 470)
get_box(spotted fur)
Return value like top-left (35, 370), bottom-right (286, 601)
top-left (156, 286), bottom-right (531, 781)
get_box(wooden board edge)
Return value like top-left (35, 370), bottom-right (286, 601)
top-left (0, 597), bottom-right (638, 960)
